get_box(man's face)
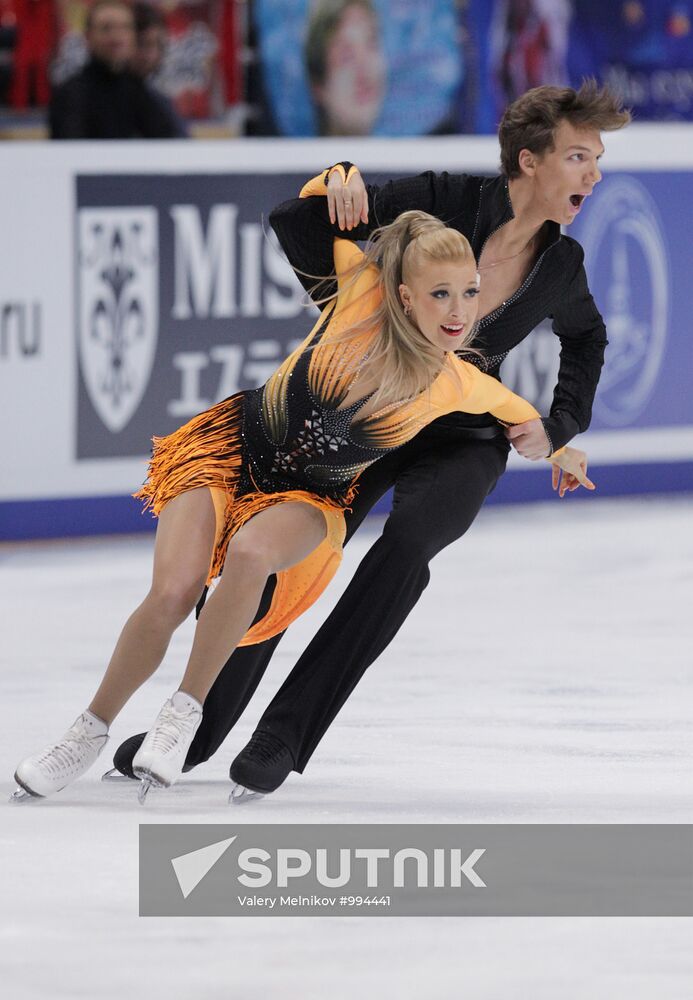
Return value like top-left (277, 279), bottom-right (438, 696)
top-left (527, 120), bottom-right (605, 226)
top-left (87, 4), bottom-right (136, 71)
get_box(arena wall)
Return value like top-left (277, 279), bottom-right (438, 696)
top-left (1, 127), bottom-right (691, 539)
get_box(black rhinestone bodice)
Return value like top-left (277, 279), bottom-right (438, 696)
top-left (239, 339), bottom-right (390, 501)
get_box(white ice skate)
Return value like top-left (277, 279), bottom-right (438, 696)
top-left (132, 692), bottom-right (202, 804)
top-left (11, 712), bottom-right (109, 801)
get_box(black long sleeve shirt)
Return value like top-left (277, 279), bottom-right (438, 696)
top-left (49, 57), bottom-right (186, 140)
top-left (270, 170), bottom-right (608, 451)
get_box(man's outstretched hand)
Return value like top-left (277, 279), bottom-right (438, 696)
top-left (327, 167), bottom-right (369, 230)
top-left (506, 422), bottom-right (595, 497)
top-left (550, 447), bottom-right (596, 498)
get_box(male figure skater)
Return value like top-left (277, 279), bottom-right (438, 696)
top-left (111, 81), bottom-right (630, 796)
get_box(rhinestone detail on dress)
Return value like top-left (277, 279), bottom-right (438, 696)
top-left (271, 408), bottom-right (355, 476)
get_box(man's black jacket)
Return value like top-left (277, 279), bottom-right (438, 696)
top-left (49, 57), bottom-right (185, 139)
top-left (270, 170), bottom-right (608, 452)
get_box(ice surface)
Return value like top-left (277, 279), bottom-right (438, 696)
top-left (1, 496), bottom-right (692, 999)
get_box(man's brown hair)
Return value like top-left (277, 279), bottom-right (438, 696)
top-left (498, 79), bottom-right (631, 178)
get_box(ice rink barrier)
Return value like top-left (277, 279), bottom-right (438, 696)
top-left (1, 129), bottom-right (692, 539)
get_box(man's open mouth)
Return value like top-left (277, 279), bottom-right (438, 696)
top-left (569, 194), bottom-right (586, 208)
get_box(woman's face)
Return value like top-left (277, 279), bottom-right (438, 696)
top-left (399, 258), bottom-right (481, 354)
top-left (313, 5), bottom-right (386, 136)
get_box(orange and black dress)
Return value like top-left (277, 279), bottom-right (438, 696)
top-left (136, 172), bottom-right (560, 646)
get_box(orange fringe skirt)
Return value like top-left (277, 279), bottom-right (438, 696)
top-left (134, 393), bottom-right (353, 646)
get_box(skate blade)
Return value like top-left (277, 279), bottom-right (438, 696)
top-left (137, 777), bottom-right (162, 804)
top-left (9, 786), bottom-right (41, 803)
top-left (9, 772), bottom-right (43, 803)
top-left (133, 768), bottom-right (168, 804)
top-left (229, 783), bottom-right (265, 805)
top-left (101, 768), bottom-right (136, 783)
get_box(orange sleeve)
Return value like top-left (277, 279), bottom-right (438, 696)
top-left (330, 239), bottom-right (380, 325)
top-left (451, 360), bottom-right (565, 458)
top-left (333, 238), bottom-right (365, 279)
top-left (460, 363), bottom-right (541, 422)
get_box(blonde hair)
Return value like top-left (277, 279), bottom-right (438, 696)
top-left (313, 210), bottom-right (477, 408)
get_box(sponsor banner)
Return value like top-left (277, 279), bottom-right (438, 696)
top-left (74, 168), bottom-right (690, 462)
top-left (139, 823), bottom-right (693, 917)
top-left (75, 172), bottom-right (306, 459)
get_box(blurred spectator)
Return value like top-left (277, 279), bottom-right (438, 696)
top-left (49, 0), bottom-right (186, 138)
top-left (0, 1), bottom-right (17, 104)
top-left (490, 0), bottom-right (571, 115)
top-left (1, 0), bottom-right (56, 110)
top-left (305, 0), bottom-right (386, 136)
top-left (132, 1), bottom-right (187, 136)
top-left (132, 0), bottom-right (165, 77)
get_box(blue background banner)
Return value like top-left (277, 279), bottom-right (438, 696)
top-left (460, 1), bottom-right (693, 133)
top-left (254, 0), bottom-right (462, 136)
top-left (570, 171), bottom-right (688, 432)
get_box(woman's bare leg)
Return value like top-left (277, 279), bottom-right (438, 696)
top-left (88, 487), bottom-right (216, 724)
top-left (178, 501), bottom-right (327, 705)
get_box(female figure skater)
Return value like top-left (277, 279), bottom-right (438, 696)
top-left (12, 168), bottom-right (592, 802)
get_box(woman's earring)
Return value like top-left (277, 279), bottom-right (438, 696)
top-left (403, 304), bottom-right (411, 316)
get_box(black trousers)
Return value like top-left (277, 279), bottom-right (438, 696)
top-left (185, 420), bottom-right (510, 772)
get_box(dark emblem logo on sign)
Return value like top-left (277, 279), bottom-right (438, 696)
top-left (78, 208), bottom-right (159, 432)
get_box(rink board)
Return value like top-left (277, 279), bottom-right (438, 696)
top-left (1, 133), bottom-right (691, 539)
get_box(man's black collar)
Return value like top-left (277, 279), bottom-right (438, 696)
top-left (480, 174), bottom-right (561, 250)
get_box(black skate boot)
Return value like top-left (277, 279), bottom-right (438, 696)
top-left (102, 732), bottom-right (197, 781)
top-left (229, 731), bottom-right (294, 804)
